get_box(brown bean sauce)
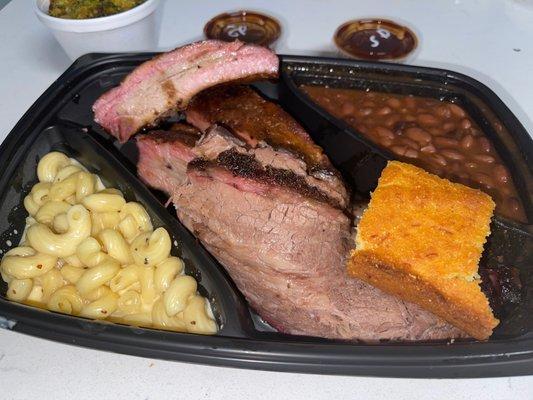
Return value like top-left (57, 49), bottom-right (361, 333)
top-left (301, 85), bottom-right (527, 223)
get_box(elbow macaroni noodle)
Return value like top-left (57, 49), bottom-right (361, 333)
top-left (26, 205), bottom-right (92, 257)
top-left (1, 152), bottom-right (217, 335)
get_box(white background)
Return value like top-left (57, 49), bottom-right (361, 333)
top-left (0, 0), bottom-right (532, 399)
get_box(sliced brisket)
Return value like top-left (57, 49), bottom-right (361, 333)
top-left (186, 85), bottom-right (349, 208)
top-left (137, 124), bottom-right (200, 193)
top-left (137, 127), bottom-right (464, 341)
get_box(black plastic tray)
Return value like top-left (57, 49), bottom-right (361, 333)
top-left (0, 52), bottom-right (532, 378)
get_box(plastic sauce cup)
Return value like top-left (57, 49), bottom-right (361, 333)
top-left (204, 10), bottom-right (281, 49)
top-left (334, 18), bottom-right (419, 63)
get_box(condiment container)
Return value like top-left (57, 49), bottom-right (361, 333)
top-left (34, 0), bottom-right (161, 60)
top-left (334, 18), bottom-right (419, 63)
top-left (204, 10), bottom-right (281, 49)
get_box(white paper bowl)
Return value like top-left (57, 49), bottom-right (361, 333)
top-left (35, 0), bottom-right (161, 60)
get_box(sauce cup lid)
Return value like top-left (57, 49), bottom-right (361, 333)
top-left (204, 10), bottom-right (281, 47)
top-left (334, 18), bottom-right (418, 61)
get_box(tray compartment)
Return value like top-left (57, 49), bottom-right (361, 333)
top-left (0, 124), bottom-right (254, 338)
top-left (278, 56), bottom-right (533, 339)
top-left (278, 57), bottom-right (533, 225)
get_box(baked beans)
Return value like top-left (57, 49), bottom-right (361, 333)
top-left (301, 85), bottom-right (527, 223)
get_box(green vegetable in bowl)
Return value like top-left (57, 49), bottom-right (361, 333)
top-left (48, 0), bottom-right (145, 19)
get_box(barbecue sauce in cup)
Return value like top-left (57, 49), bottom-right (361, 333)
top-left (334, 19), bottom-right (417, 61)
top-left (204, 11), bottom-right (281, 48)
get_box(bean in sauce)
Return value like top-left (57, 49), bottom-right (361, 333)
top-left (301, 85), bottom-right (527, 223)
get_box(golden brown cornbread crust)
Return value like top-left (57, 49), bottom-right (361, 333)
top-left (349, 252), bottom-right (497, 339)
top-left (348, 161), bottom-right (499, 340)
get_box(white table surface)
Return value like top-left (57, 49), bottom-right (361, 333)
top-left (0, 0), bottom-right (532, 399)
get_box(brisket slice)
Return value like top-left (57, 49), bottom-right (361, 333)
top-left (140, 125), bottom-right (347, 209)
top-left (137, 124), bottom-right (201, 194)
top-left (93, 40), bottom-right (278, 142)
top-left (185, 85), bottom-right (348, 208)
top-left (137, 128), bottom-right (464, 341)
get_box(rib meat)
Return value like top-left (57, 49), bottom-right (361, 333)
top-left (93, 40), bottom-right (278, 142)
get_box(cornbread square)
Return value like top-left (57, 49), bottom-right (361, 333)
top-left (347, 161), bottom-right (499, 340)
